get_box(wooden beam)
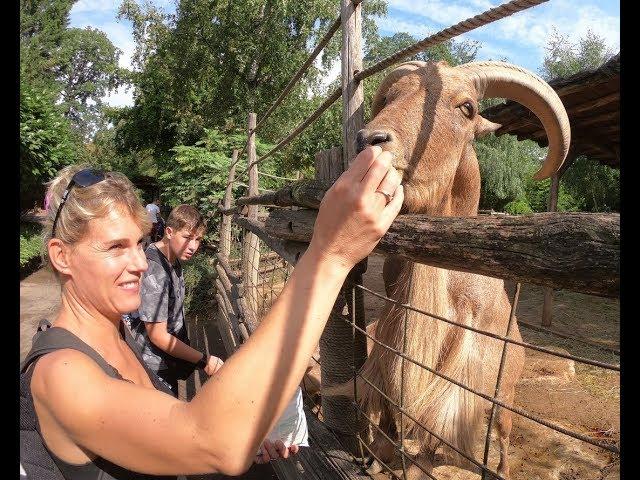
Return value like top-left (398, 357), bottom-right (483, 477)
top-left (242, 113), bottom-right (261, 317)
top-left (233, 215), bottom-right (308, 266)
top-left (215, 252), bottom-right (241, 284)
top-left (236, 180), bottom-right (326, 209)
top-left (264, 209), bottom-right (620, 298)
top-left (219, 150), bottom-right (238, 256)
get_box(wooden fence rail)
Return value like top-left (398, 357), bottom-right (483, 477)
top-left (261, 209), bottom-right (619, 298)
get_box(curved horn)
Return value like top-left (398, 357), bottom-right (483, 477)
top-left (457, 61), bottom-right (570, 180)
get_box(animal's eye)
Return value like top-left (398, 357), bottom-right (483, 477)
top-left (459, 101), bottom-right (475, 118)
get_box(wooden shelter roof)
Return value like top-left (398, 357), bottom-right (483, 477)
top-left (482, 53), bottom-right (620, 171)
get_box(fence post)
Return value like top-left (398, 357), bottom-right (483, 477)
top-left (215, 150), bottom-right (240, 355)
top-left (242, 113), bottom-right (260, 318)
top-left (220, 150), bottom-right (238, 258)
top-left (542, 173), bottom-right (559, 327)
top-left (318, 0), bottom-right (369, 456)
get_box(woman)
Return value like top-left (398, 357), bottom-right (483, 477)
top-left (22, 145), bottom-right (403, 478)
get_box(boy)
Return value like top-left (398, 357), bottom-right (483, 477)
top-left (130, 204), bottom-right (222, 396)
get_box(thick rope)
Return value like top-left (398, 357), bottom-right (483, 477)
top-left (355, 0), bottom-right (548, 81)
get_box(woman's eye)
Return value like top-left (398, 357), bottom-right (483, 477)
top-left (460, 101), bottom-right (475, 118)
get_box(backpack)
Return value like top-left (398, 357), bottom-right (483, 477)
top-left (19, 320), bottom-right (173, 479)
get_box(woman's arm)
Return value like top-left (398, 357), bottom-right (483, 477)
top-left (32, 146), bottom-right (403, 476)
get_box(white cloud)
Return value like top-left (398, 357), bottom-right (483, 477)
top-left (378, 1), bottom-right (619, 71)
top-left (70, 0), bottom-right (118, 14)
top-left (97, 21), bottom-right (136, 69)
top-left (376, 16), bottom-right (432, 39)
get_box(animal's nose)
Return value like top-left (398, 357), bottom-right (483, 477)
top-left (356, 129), bottom-right (392, 153)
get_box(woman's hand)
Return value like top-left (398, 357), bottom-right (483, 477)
top-left (254, 439), bottom-right (300, 464)
top-left (308, 145), bottom-right (403, 272)
top-left (204, 355), bottom-right (224, 376)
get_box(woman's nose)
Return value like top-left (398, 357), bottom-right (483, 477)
top-left (132, 247), bottom-right (148, 272)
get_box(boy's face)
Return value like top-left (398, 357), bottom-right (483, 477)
top-left (166, 226), bottom-right (203, 261)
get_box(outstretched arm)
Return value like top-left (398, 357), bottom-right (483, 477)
top-left (32, 146), bottom-right (403, 476)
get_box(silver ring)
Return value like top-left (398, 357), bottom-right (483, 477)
top-left (375, 189), bottom-right (393, 205)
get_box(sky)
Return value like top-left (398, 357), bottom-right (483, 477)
top-left (69, 0), bottom-right (620, 107)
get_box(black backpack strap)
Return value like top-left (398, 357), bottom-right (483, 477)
top-left (20, 326), bottom-right (120, 379)
top-left (120, 322), bottom-right (175, 396)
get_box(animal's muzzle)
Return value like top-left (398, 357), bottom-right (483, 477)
top-left (356, 129), bottom-right (392, 153)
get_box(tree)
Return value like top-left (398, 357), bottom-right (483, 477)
top-left (158, 128), bottom-right (284, 216)
top-left (364, 32), bottom-right (479, 68)
top-left (114, 0), bottom-right (386, 162)
top-left (21, 1), bottom-right (125, 138)
top-left (20, 78), bottom-right (76, 208)
top-left (20, 0), bottom-right (75, 91)
top-left (539, 28), bottom-right (619, 213)
top-left (55, 27), bottom-right (125, 138)
top-left (541, 28), bottom-right (615, 81)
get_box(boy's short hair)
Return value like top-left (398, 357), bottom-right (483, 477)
top-left (166, 204), bottom-right (206, 235)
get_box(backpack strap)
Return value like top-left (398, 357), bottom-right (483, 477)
top-left (20, 324), bottom-right (120, 379)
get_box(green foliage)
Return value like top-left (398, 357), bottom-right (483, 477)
top-left (503, 199), bottom-right (533, 215)
top-left (20, 0), bottom-right (75, 91)
top-left (20, 79), bottom-right (76, 208)
top-left (475, 134), bottom-right (544, 211)
top-left (158, 129), bottom-right (283, 216)
top-left (561, 156), bottom-right (620, 212)
top-left (522, 176), bottom-right (582, 212)
top-left (183, 253), bottom-right (217, 316)
top-left (114, 0), bottom-right (387, 162)
top-left (21, 1), bottom-right (125, 138)
top-left (20, 222), bottom-right (43, 268)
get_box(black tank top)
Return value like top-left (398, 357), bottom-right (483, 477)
top-left (21, 322), bottom-right (178, 480)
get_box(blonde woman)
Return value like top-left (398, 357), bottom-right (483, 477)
top-left (20, 146), bottom-right (403, 478)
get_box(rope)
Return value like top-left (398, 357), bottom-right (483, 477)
top-left (244, 87), bottom-right (342, 172)
top-left (355, 0), bottom-right (548, 81)
top-left (253, 15), bottom-right (341, 135)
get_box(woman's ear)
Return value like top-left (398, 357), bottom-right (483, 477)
top-left (48, 238), bottom-right (72, 276)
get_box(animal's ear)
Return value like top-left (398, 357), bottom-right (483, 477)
top-left (474, 116), bottom-right (501, 138)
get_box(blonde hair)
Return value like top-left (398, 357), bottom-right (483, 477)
top-left (42, 164), bottom-right (151, 268)
top-left (166, 204), bottom-right (206, 235)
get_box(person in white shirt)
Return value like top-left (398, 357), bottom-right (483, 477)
top-left (145, 198), bottom-right (162, 241)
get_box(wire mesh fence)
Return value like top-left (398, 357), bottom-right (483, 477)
top-left (224, 201), bottom-right (619, 479)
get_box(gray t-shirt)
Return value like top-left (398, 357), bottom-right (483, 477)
top-left (130, 244), bottom-right (189, 372)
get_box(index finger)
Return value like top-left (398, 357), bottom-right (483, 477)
top-left (340, 146), bottom-right (383, 183)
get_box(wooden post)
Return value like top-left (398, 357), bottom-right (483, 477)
top-left (215, 150), bottom-right (240, 355)
top-left (317, 12), bottom-right (370, 445)
top-left (541, 173), bottom-right (560, 327)
top-left (242, 113), bottom-right (261, 318)
top-left (220, 150), bottom-right (237, 258)
top-left (320, 0), bottom-right (369, 456)
top-left (341, 0), bottom-right (364, 169)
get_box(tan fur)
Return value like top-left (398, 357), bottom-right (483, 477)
top-left (325, 61), bottom-right (527, 478)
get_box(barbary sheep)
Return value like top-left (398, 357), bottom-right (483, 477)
top-left (328, 60), bottom-right (570, 479)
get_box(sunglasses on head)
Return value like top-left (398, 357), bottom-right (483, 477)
top-left (51, 168), bottom-right (106, 238)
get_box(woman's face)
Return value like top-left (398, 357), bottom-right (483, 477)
top-left (66, 209), bottom-right (148, 318)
